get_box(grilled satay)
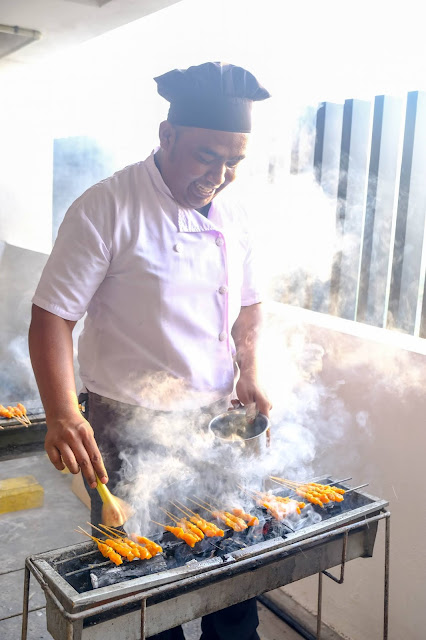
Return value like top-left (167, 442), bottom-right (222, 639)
top-left (134, 536), bottom-right (163, 556)
top-left (0, 405), bottom-right (13, 418)
top-left (164, 525), bottom-right (200, 547)
top-left (232, 508), bottom-right (259, 526)
top-left (180, 519), bottom-right (204, 540)
top-left (256, 493), bottom-right (305, 520)
top-left (77, 527), bottom-right (123, 565)
top-left (93, 523), bottom-right (152, 560)
top-left (270, 477), bottom-right (345, 505)
top-left (211, 510), bottom-right (246, 531)
top-left (172, 501), bottom-right (224, 537)
top-left (189, 498), bottom-right (247, 532)
top-left (97, 524), bottom-right (161, 557)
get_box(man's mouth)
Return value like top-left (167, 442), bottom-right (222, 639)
top-left (192, 182), bottom-right (216, 199)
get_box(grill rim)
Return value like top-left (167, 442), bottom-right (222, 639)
top-left (27, 477), bottom-right (389, 612)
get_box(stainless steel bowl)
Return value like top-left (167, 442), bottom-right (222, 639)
top-left (208, 409), bottom-right (270, 457)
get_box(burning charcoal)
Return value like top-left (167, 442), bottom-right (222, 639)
top-left (90, 554), bottom-right (167, 589)
top-left (173, 541), bottom-right (202, 565)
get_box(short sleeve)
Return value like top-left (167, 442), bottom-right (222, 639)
top-left (32, 185), bottom-right (114, 321)
top-left (240, 228), bottom-right (264, 307)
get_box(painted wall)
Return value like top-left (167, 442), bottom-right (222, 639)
top-left (266, 305), bottom-right (426, 640)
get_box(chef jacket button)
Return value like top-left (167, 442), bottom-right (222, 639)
top-left (218, 331), bottom-right (227, 341)
top-left (174, 243), bottom-right (183, 253)
top-left (215, 236), bottom-right (224, 247)
top-left (218, 285), bottom-right (228, 295)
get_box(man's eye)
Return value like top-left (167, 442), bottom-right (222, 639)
top-left (198, 155), bottom-right (213, 164)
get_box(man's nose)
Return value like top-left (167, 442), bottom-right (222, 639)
top-left (206, 163), bottom-right (227, 187)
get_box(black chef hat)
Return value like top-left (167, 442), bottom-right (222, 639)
top-left (154, 61), bottom-right (271, 133)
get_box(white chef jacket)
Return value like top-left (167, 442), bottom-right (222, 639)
top-left (33, 151), bottom-right (262, 410)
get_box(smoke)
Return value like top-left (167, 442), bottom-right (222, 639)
top-left (109, 308), bottom-right (356, 538)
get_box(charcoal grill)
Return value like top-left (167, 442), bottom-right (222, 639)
top-left (0, 404), bottom-right (46, 459)
top-left (21, 476), bottom-right (390, 640)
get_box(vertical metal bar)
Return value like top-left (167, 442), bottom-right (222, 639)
top-left (384, 515), bottom-right (390, 640)
top-left (290, 106), bottom-right (317, 175)
top-left (141, 597), bottom-right (147, 640)
top-left (21, 564), bottom-right (31, 640)
top-left (313, 103), bottom-right (326, 184)
top-left (420, 276), bottom-right (426, 338)
top-left (331, 99), bottom-right (371, 319)
top-left (388, 90), bottom-right (426, 334)
top-left (330, 100), bottom-right (352, 312)
top-left (357, 95), bottom-right (404, 326)
top-left (322, 530), bottom-right (348, 584)
top-left (309, 101), bottom-right (344, 313)
top-left (317, 571), bottom-right (323, 640)
top-left (66, 621), bottom-right (74, 640)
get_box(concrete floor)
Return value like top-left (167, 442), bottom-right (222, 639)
top-left (0, 451), bottom-right (302, 639)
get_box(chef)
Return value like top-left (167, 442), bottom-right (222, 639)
top-left (29, 61), bottom-right (271, 640)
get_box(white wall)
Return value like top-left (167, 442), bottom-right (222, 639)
top-left (266, 305), bottom-right (426, 640)
top-left (0, 67), bottom-right (54, 254)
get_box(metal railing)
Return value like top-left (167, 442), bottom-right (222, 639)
top-left (289, 91), bottom-right (426, 338)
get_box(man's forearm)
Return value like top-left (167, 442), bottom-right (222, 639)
top-left (231, 302), bottom-right (263, 375)
top-left (231, 303), bottom-right (271, 416)
top-left (29, 304), bottom-right (80, 421)
top-left (29, 304), bottom-right (108, 486)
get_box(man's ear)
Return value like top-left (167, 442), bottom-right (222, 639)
top-left (159, 121), bottom-right (176, 152)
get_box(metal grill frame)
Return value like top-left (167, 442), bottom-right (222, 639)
top-left (21, 482), bottom-right (390, 640)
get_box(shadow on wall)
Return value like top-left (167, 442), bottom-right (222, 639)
top-left (0, 241), bottom-right (48, 404)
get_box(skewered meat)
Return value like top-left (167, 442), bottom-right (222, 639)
top-left (232, 508), bottom-right (259, 527)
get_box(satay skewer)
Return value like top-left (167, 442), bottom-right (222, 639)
top-left (0, 405), bottom-right (29, 426)
top-left (188, 498), bottom-right (246, 531)
top-left (171, 501), bottom-right (223, 537)
top-left (96, 524), bottom-right (153, 559)
top-left (151, 520), bottom-right (199, 547)
top-left (194, 496), bottom-right (248, 529)
top-left (159, 507), bottom-right (204, 540)
top-left (17, 403), bottom-right (31, 424)
top-left (76, 527), bottom-right (123, 565)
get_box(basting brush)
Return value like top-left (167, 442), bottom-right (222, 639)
top-left (95, 474), bottom-right (134, 526)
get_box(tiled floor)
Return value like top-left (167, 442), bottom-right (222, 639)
top-left (0, 451), bottom-right (302, 639)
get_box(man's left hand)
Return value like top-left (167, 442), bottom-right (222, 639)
top-left (235, 373), bottom-right (272, 418)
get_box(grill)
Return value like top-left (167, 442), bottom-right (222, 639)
top-left (0, 405), bottom-right (46, 459)
top-left (21, 476), bottom-right (390, 640)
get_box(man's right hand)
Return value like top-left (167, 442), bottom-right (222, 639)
top-left (45, 414), bottom-right (108, 489)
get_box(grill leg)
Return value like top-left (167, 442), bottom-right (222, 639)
top-left (141, 597), bottom-right (147, 640)
top-left (66, 620), bottom-right (75, 640)
top-left (384, 514), bottom-right (390, 640)
top-left (317, 571), bottom-right (323, 640)
top-left (21, 564), bottom-right (31, 640)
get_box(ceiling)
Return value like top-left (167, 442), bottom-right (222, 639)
top-left (0, 0), bottom-right (183, 66)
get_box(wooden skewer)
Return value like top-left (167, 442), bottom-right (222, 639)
top-left (187, 498), bottom-right (216, 515)
top-left (172, 500), bottom-right (200, 518)
top-left (98, 524), bottom-right (123, 538)
top-left (151, 520), bottom-right (170, 529)
top-left (193, 496), bottom-right (216, 510)
top-left (75, 527), bottom-right (100, 543)
top-left (205, 493), bottom-right (221, 508)
top-left (17, 404), bottom-right (31, 424)
top-left (170, 501), bottom-right (192, 517)
top-left (87, 522), bottom-right (118, 539)
top-left (158, 507), bottom-right (180, 524)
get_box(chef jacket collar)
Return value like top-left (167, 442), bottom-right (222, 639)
top-left (146, 150), bottom-right (221, 234)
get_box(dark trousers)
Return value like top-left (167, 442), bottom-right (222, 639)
top-left (82, 391), bottom-right (259, 640)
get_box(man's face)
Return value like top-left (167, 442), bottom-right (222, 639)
top-left (158, 123), bottom-right (249, 210)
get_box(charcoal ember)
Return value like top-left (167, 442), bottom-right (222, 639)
top-left (90, 554), bottom-right (167, 589)
top-left (173, 541), bottom-right (201, 564)
top-left (217, 538), bottom-right (247, 555)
